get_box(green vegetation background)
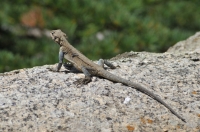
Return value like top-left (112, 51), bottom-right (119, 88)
top-left (0, 0), bottom-right (200, 72)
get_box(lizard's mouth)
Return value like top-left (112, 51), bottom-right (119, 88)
top-left (54, 37), bottom-right (60, 44)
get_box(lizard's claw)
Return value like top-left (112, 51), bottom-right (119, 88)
top-left (47, 66), bottom-right (57, 72)
top-left (74, 77), bottom-right (91, 86)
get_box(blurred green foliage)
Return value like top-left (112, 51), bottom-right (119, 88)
top-left (0, 0), bottom-right (200, 72)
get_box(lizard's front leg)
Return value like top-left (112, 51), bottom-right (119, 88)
top-left (74, 67), bottom-right (92, 85)
top-left (48, 50), bottom-right (64, 72)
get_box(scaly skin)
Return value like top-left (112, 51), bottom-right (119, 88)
top-left (50, 29), bottom-right (186, 122)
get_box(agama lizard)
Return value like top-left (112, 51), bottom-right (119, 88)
top-left (49, 29), bottom-right (186, 122)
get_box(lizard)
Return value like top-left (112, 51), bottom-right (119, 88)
top-left (49, 29), bottom-right (186, 122)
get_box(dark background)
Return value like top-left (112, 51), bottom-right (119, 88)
top-left (0, 0), bottom-right (200, 72)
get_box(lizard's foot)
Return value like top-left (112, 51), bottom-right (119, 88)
top-left (47, 66), bottom-right (58, 72)
top-left (74, 77), bottom-right (91, 85)
top-left (98, 59), bottom-right (116, 69)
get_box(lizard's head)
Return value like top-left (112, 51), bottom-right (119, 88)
top-left (50, 29), bottom-right (67, 46)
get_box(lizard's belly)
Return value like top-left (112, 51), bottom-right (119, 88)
top-left (64, 55), bottom-right (74, 63)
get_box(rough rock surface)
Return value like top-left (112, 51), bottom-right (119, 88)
top-left (0, 35), bottom-right (200, 131)
top-left (0, 52), bottom-right (199, 132)
top-left (167, 31), bottom-right (200, 53)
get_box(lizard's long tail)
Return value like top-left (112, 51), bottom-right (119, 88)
top-left (99, 69), bottom-right (186, 122)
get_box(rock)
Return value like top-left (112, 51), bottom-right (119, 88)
top-left (167, 32), bottom-right (200, 53)
top-left (0, 36), bottom-right (200, 131)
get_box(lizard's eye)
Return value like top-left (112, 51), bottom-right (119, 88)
top-left (50, 31), bottom-right (55, 39)
top-left (51, 32), bottom-right (54, 35)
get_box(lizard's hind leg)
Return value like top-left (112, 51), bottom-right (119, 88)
top-left (98, 59), bottom-right (116, 69)
top-left (74, 67), bottom-right (92, 85)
